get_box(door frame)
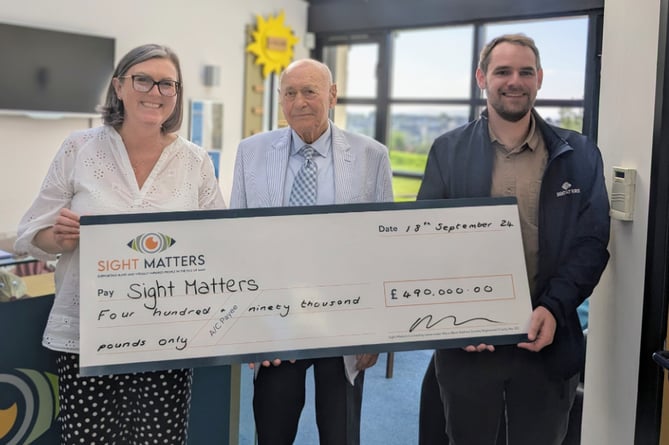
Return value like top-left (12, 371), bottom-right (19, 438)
top-left (635, 0), bottom-right (669, 443)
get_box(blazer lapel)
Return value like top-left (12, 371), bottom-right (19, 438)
top-left (266, 130), bottom-right (291, 206)
top-left (332, 125), bottom-right (355, 204)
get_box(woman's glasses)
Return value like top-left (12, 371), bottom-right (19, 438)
top-left (119, 75), bottom-right (180, 97)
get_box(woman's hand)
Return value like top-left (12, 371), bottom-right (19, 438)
top-left (34, 208), bottom-right (81, 254)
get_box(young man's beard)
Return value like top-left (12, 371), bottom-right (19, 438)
top-left (491, 100), bottom-right (532, 122)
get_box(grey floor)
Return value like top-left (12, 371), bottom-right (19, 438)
top-left (238, 349), bottom-right (434, 445)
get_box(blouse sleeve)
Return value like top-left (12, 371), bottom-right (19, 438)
top-left (14, 134), bottom-right (77, 260)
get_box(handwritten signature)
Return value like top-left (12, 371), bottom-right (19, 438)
top-left (409, 314), bottom-right (502, 333)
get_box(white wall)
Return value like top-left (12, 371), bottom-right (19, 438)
top-left (582, 0), bottom-right (661, 443)
top-left (0, 0), bottom-right (309, 240)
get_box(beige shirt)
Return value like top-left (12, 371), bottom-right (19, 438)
top-left (489, 115), bottom-right (547, 296)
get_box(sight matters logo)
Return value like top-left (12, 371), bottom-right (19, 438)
top-left (127, 232), bottom-right (176, 254)
top-left (0, 369), bottom-right (60, 445)
top-left (556, 181), bottom-right (581, 198)
top-left (97, 232), bottom-right (202, 274)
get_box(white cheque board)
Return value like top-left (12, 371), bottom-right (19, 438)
top-left (79, 198), bottom-right (533, 376)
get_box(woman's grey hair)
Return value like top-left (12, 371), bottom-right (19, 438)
top-left (100, 44), bottom-right (183, 133)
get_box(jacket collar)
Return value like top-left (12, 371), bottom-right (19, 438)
top-left (480, 108), bottom-right (573, 160)
top-left (530, 109), bottom-right (573, 160)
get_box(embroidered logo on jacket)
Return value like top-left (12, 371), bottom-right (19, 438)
top-left (556, 181), bottom-right (581, 197)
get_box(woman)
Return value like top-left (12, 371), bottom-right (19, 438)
top-left (14, 44), bottom-right (225, 444)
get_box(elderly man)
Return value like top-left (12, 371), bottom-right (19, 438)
top-left (230, 58), bottom-right (393, 445)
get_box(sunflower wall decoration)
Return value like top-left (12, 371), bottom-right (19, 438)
top-left (246, 10), bottom-right (299, 78)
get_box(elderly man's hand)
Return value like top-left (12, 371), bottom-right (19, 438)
top-left (355, 353), bottom-right (379, 371)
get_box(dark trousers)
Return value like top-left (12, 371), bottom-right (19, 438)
top-left (433, 346), bottom-right (579, 445)
top-left (419, 352), bottom-right (448, 445)
top-left (419, 353), bottom-right (506, 445)
top-left (253, 356), bottom-right (364, 445)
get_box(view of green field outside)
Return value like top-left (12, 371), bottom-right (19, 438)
top-left (389, 149), bottom-right (427, 202)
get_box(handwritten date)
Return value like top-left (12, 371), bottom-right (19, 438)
top-left (377, 219), bottom-right (515, 234)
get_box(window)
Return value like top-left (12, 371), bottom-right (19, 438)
top-left (336, 44), bottom-right (378, 98)
top-left (334, 104), bottom-right (375, 138)
top-left (392, 26), bottom-right (473, 99)
top-left (323, 39), bottom-right (382, 144)
top-left (388, 105), bottom-right (469, 200)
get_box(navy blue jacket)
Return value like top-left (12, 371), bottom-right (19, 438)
top-left (417, 110), bottom-right (610, 379)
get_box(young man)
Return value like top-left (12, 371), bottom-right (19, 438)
top-left (230, 58), bottom-right (393, 445)
top-left (417, 34), bottom-right (610, 444)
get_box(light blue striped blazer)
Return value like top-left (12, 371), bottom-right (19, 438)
top-left (230, 123), bottom-right (393, 208)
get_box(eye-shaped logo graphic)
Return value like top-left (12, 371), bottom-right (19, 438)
top-left (127, 233), bottom-right (176, 254)
top-left (0, 369), bottom-right (59, 445)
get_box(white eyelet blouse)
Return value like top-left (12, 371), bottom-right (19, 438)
top-left (14, 125), bottom-right (226, 353)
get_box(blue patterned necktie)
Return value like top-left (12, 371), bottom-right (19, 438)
top-left (289, 145), bottom-right (317, 206)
